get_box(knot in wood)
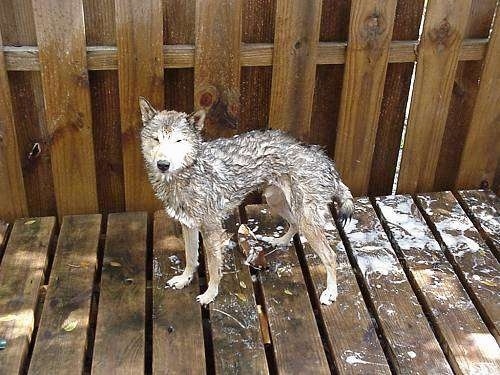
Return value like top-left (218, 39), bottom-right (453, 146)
top-left (364, 12), bottom-right (385, 39)
top-left (429, 19), bottom-right (453, 50)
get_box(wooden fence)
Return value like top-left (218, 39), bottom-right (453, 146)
top-left (0, 0), bottom-right (498, 221)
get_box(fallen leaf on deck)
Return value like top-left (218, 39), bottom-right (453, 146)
top-left (110, 261), bottom-right (122, 267)
top-left (239, 281), bottom-right (247, 289)
top-left (234, 293), bottom-right (247, 302)
top-left (284, 289), bottom-right (293, 295)
top-left (24, 220), bottom-right (36, 225)
top-left (61, 319), bottom-right (78, 332)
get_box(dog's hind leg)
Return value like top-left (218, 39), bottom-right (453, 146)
top-left (197, 224), bottom-right (229, 306)
top-left (166, 224), bottom-right (199, 289)
top-left (263, 185), bottom-right (298, 246)
top-left (299, 215), bottom-right (338, 305)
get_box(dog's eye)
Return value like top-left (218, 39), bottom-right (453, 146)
top-left (152, 137), bottom-right (159, 142)
top-left (176, 139), bottom-right (183, 143)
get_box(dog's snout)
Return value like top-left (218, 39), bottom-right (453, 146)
top-left (157, 160), bottom-right (170, 172)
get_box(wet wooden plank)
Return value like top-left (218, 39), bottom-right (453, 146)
top-left (115, 0), bottom-right (163, 212)
top-left (28, 215), bottom-right (101, 374)
top-left (0, 217), bottom-right (56, 374)
top-left (397, 0), bottom-right (472, 193)
top-left (194, 0), bottom-right (242, 139)
top-left (245, 205), bottom-right (330, 374)
top-left (458, 190), bottom-right (499, 257)
top-left (334, 0), bottom-right (398, 196)
top-left (376, 195), bottom-right (500, 374)
top-left (83, 0), bottom-right (125, 215)
top-left (152, 211), bottom-right (205, 374)
top-left (269, 0), bottom-right (322, 141)
top-left (416, 191), bottom-right (500, 342)
top-left (455, 8), bottom-right (500, 190)
top-left (302, 210), bottom-right (390, 374)
top-left (369, 0), bottom-right (424, 195)
top-left (92, 212), bottom-right (147, 374)
top-left (210, 212), bottom-right (268, 374)
top-left (32, 0), bottom-right (99, 217)
top-left (0, 221), bottom-right (8, 256)
top-left (343, 198), bottom-right (452, 373)
top-left (0, 27), bottom-right (28, 221)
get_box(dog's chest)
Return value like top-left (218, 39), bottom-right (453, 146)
top-left (164, 199), bottom-right (196, 227)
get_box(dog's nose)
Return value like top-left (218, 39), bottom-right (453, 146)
top-left (157, 160), bottom-right (170, 172)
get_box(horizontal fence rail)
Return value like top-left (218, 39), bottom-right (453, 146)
top-left (0, 0), bottom-right (498, 221)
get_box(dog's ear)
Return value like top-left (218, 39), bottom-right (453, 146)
top-left (188, 109), bottom-right (206, 131)
top-left (139, 96), bottom-right (158, 123)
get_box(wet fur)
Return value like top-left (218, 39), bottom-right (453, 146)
top-left (139, 97), bottom-right (354, 305)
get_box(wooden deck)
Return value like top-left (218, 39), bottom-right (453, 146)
top-left (0, 190), bottom-right (499, 374)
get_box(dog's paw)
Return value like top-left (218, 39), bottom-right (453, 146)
top-left (166, 274), bottom-right (193, 289)
top-left (320, 288), bottom-right (338, 305)
top-left (196, 287), bottom-right (218, 306)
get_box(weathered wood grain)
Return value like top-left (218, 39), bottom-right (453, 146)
top-left (163, 0), bottom-right (195, 114)
top-left (310, 0), bottom-right (350, 159)
top-left (376, 195), bottom-right (500, 374)
top-left (32, 0), bottom-right (99, 218)
top-left (435, 1), bottom-right (497, 191)
top-left (397, 0), bottom-right (473, 193)
top-left (152, 211), bottom-right (205, 374)
top-left (0, 220), bottom-right (8, 256)
top-left (369, 0), bottom-right (424, 195)
top-left (194, 0), bottom-right (242, 138)
top-left (28, 215), bottom-right (101, 374)
top-left (115, 0), bottom-right (164, 212)
top-left (209, 212), bottom-right (268, 374)
top-left (0, 217), bottom-right (55, 374)
top-left (83, 0), bottom-right (125, 215)
top-left (92, 212), bottom-right (147, 374)
top-left (302, 210), bottom-right (390, 374)
top-left (245, 205), bottom-right (330, 374)
top-left (455, 6), bottom-right (500, 190)
top-left (334, 0), bottom-right (398, 196)
top-left (417, 191), bottom-right (500, 342)
top-left (0, 28), bottom-right (28, 221)
top-left (269, 0), bottom-right (322, 141)
top-left (342, 198), bottom-right (452, 373)
top-left (458, 190), bottom-right (499, 258)
top-left (0, 0), bottom-right (56, 218)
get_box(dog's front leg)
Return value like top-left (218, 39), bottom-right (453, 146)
top-left (166, 224), bottom-right (199, 289)
top-left (196, 227), bottom-right (226, 306)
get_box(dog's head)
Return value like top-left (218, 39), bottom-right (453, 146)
top-left (139, 97), bottom-right (205, 179)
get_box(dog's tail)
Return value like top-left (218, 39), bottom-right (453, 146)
top-left (338, 197), bottom-right (354, 227)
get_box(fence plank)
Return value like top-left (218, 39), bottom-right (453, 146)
top-left (152, 211), bottom-right (205, 374)
top-left (29, 215), bottom-right (101, 375)
top-left (416, 192), bottom-right (500, 342)
top-left (92, 212), bottom-right (147, 374)
top-left (376, 195), bottom-right (500, 374)
top-left (458, 189), bottom-right (499, 257)
top-left (0, 0), bottom-right (56, 218)
top-left (302, 210), bottom-right (390, 374)
top-left (311, 0), bottom-right (350, 158)
top-left (0, 217), bottom-right (55, 374)
top-left (334, 0), bottom-right (398, 196)
top-left (397, 0), bottom-right (472, 193)
top-left (240, 0), bottom-right (275, 133)
top-left (269, 0), bottom-right (322, 141)
top-left (32, 0), bottom-right (99, 217)
top-left (84, 0), bottom-right (125, 215)
top-left (115, 0), bottom-right (164, 212)
top-left (342, 198), bottom-right (452, 373)
top-left (0, 28), bottom-right (28, 221)
top-left (455, 8), bottom-right (500, 190)
top-left (194, 0), bottom-right (242, 139)
top-left (163, 0), bottom-right (195, 114)
top-left (369, 0), bottom-right (424, 195)
top-left (245, 205), bottom-right (331, 374)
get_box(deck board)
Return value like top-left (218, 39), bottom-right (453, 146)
top-left (342, 198), bottom-right (452, 374)
top-left (28, 215), bottom-right (101, 374)
top-left (152, 211), bottom-right (205, 374)
top-left (458, 190), bottom-right (499, 258)
top-left (0, 217), bottom-right (56, 374)
top-left (302, 210), bottom-right (390, 374)
top-left (416, 191), bottom-right (500, 343)
top-left (210, 213), bottom-right (269, 374)
top-left (92, 212), bottom-right (147, 374)
top-left (245, 205), bottom-right (331, 374)
top-left (376, 195), bottom-right (500, 373)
